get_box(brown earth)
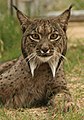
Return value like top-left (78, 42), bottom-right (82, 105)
top-left (67, 22), bottom-right (84, 40)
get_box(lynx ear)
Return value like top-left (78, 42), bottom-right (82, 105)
top-left (13, 5), bottom-right (31, 32)
top-left (58, 5), bottom-right (73, 32)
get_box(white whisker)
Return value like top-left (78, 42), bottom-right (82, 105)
top-left (54, 50), bottom-right (68, 61)
top-left (22, 52), bottom-right (37, 77)
top-left (25, 53), bottom-right (35, 60)
top-left (54, 50), bottom-right (70, 69)
top-left (28, 54), bottom-right (36, 61)
top-left (57, 53), bottom-right (67, 61)
top-left (22, 53), bottom-right (37, 63)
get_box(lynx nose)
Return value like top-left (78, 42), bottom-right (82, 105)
top-left (41, 47), bottom-right (49, 53)
top-left (41, 44), bottom-right (49, 53)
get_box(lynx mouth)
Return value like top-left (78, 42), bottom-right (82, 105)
top-left (38, 53), bottom-right (53, 57)
top-left (37, 49), bottom-right (54, 62)
top-left (37, 51), bottom-right (54, 59)
top-left (37, 55), bottom-right (52, 62)
top-left (36, 48), bottom-right (54, 58)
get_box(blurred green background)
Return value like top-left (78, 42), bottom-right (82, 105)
top-left (0, 0), bottom-right (21, 62)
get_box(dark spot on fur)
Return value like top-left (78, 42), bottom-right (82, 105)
top-left (61, 81), bottom-right (63, 83)
top-left (62, 77), bottom-right (65, 79)
top-left (22, 72), bottom-right (25, 74)
top-left (63, 82), bottom-right (66, 85)
top-left (24, 77), bottom-right (27, 79)
top-left (56, 75), bottom-right (60, 78)
top-left (8, 64), bottom-right (11, 66)
top-left (10, 81), bottom-right (13, 84)
top-left (15, 69), bottom-right (17, 72)
top-left (57, 94), bottom-right (60, 96)
top-left (61, 80), bottom-right (66, 85)
top-left (0, 78), bottom-right (2, 80)
top-left (0, 81), bottom-right (3, 84)
top-left (9, 74), bottom-right (12, 77)
top-left (26, 58), bottom-right (28, 62)
top-left (15, 88), bottom-right (18, 92)
top-left (21, 68), bottom-right (23, 71)
top-left (59, 68), bottom-right (61, 71)
top-left (1, 87), bottom-right (4, 90)
top-left (5, 76), bottom-right (8, 79)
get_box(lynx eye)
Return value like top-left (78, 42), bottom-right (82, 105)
top-left (49, 33), bottom-right (60, 42)
top-left (29, 33), bottom-right (40, 42)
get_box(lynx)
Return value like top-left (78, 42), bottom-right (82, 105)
top-left (0, 5), bottom-right (73, 111)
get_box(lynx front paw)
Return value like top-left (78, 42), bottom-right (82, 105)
top-left (48, 93), bottom-right (75, 112)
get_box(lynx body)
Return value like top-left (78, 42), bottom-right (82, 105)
top-left (0, 6), bottom-right (73, 110)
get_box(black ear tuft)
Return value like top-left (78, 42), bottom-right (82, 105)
top-left (12, 5), bottom-right (31, 33)
top-left (68, 4), bottom-right (74, 10)
top-left (12, 5), bottom-right (18, 11)
top-left (58, 5), bottom-right (73, 32)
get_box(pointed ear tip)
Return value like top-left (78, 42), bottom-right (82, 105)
top-left (12, 5), bottom-right (18, 11)
top-left (69, 4), bottom-right (74, 10)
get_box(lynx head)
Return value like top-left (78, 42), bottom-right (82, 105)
top-left (13, 5), bottom-right (72, 77)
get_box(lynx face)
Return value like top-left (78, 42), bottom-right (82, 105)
top-left (14, 6), bottom-right (72, 77)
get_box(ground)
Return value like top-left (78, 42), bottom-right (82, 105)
top-left (68, 22), bottom-right (84, 39)
top-left (0, 22), bottom-right (84, 120)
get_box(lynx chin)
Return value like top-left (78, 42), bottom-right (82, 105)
top-left (0, 5), bottom-right (74, 111)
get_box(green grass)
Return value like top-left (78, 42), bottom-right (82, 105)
top-left (0, 0), bottom-right (21, 62)
top-left (0, 15), bottom-right (21, 62)
top-left (64, 40), bottom-right (84, 72)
